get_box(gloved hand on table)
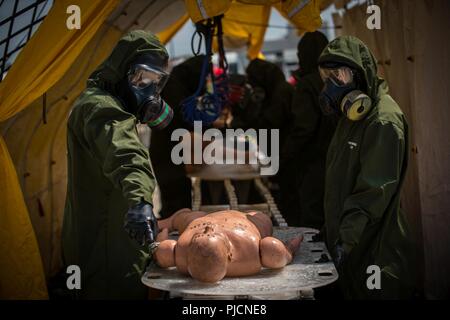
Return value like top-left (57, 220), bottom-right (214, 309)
top-left (124, 202), bottom-right (159, 246)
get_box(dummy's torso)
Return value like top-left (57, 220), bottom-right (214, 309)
top-left (175, 211), bottom-right (268, 277)
top-left (155, 209), bottom-right (299, 282)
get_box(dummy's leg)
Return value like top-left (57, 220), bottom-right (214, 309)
top-left (260, 235), bottom-right (302, 269)
top-left (157, 208), bottom-right (207, 233)
top-left (245, 211), bottom-right (273, 238)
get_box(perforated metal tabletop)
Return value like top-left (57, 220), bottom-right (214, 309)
top-left (142, 227), bottom-right (338, 298)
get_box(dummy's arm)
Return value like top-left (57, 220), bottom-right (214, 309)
top-left (157, 208), bottom-right (206, 233)
top-left (260, 236), bottom-right (302, 269)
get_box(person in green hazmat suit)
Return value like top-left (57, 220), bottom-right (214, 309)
top-left (318, 36), bottom-right (417, 299)
top-left (280, 31), bottom-right (337, 228)
top-left (62, 31), bottom-right (174, 299)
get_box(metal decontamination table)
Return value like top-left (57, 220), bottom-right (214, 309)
top-left (142, 227), bottom-right (338, 299)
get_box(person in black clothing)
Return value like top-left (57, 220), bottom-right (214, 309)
top-left (280, 31), bottom-right (338, 228)
top-left (150, 56), bottom-right (204, 218)
top-left (245, 59), bottom-right (295, 222)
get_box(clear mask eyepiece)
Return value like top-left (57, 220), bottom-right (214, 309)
top-left (319, 66), bottom-right (354, 87)
top-left (127, 64), bottom-right (169, 94)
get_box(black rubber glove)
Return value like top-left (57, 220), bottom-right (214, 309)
top-left (333, 244), bottom-right (347, 271)
top-left (124, 202), bottom-right (158, 246)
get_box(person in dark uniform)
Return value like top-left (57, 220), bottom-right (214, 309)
top-left (245, 59), bottom-right (295, 222)
top-left (280, 31), bottom-right (337, 228)
top-left (150, 56), bottom-right (204, 218)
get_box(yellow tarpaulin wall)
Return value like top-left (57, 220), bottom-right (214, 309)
top-left (0, 0), bottom-right (120, 299)
top-left (157, 14), bottom-right (189, 44)
top-left (274, 0), bottom-right (322, 35)
top-left (221, 2), bottom-right (271, 59)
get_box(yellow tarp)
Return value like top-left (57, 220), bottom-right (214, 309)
top-left (2, 24), bottom-right (124, 280)
top-left (0, 0), bottom-right (120, 299)
top-left (185, 0), bottom-right (322, 59)
top-left (221, 2), bottom-right (271, 59)
top-left (185, 0), bottom-right (231, 23)
top-left (157, 14), bottom-right (189, 44)
top-left (275, 0), bottom-right (322, 35)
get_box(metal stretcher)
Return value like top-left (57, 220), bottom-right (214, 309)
top-left (142, 227), bottom-right (337, 299)
top-left (142, 163), bottom-right (338, 299)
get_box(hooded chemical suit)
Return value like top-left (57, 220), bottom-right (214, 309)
top-left (62, 31), bottom-right (168, 299)
top-left (320, 36), bottom-right (417, 299)
top-left (280, 31), bottom-right (337, 228)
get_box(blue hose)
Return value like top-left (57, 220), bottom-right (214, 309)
top-left (181, 20), bottom-right (227, 125)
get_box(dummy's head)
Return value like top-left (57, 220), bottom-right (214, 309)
top-left (187, 226), bottom-right (231, 283)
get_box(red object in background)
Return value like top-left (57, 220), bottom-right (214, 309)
top-left (228, 84), bottom-right (245, 104)
top-left (213, 66), bottom-right (224, 77)
top-left (288, 75), bottom-right (297, 86)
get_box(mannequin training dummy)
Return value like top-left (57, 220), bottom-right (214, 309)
top-left (155, 209), bottom-right (303, 283)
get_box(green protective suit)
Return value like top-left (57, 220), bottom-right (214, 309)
top-left (320, 36), bottom-right (417, 299)
top-left (280, 31), bottom-right (338, 228)
top-left (62, 31), bottom-right (168, 299)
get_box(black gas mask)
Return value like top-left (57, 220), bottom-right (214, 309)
top-left (318, 65), bottom-right (372, 121)
top-left (127, 62), bottom-right (173, 129)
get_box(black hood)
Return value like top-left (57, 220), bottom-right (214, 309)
top-left (168, 55), bottom-right (205, 95)
top-left (297, 31), bottom-right (328, 77)
top-left (246, 59), bottom-right (286, 93)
